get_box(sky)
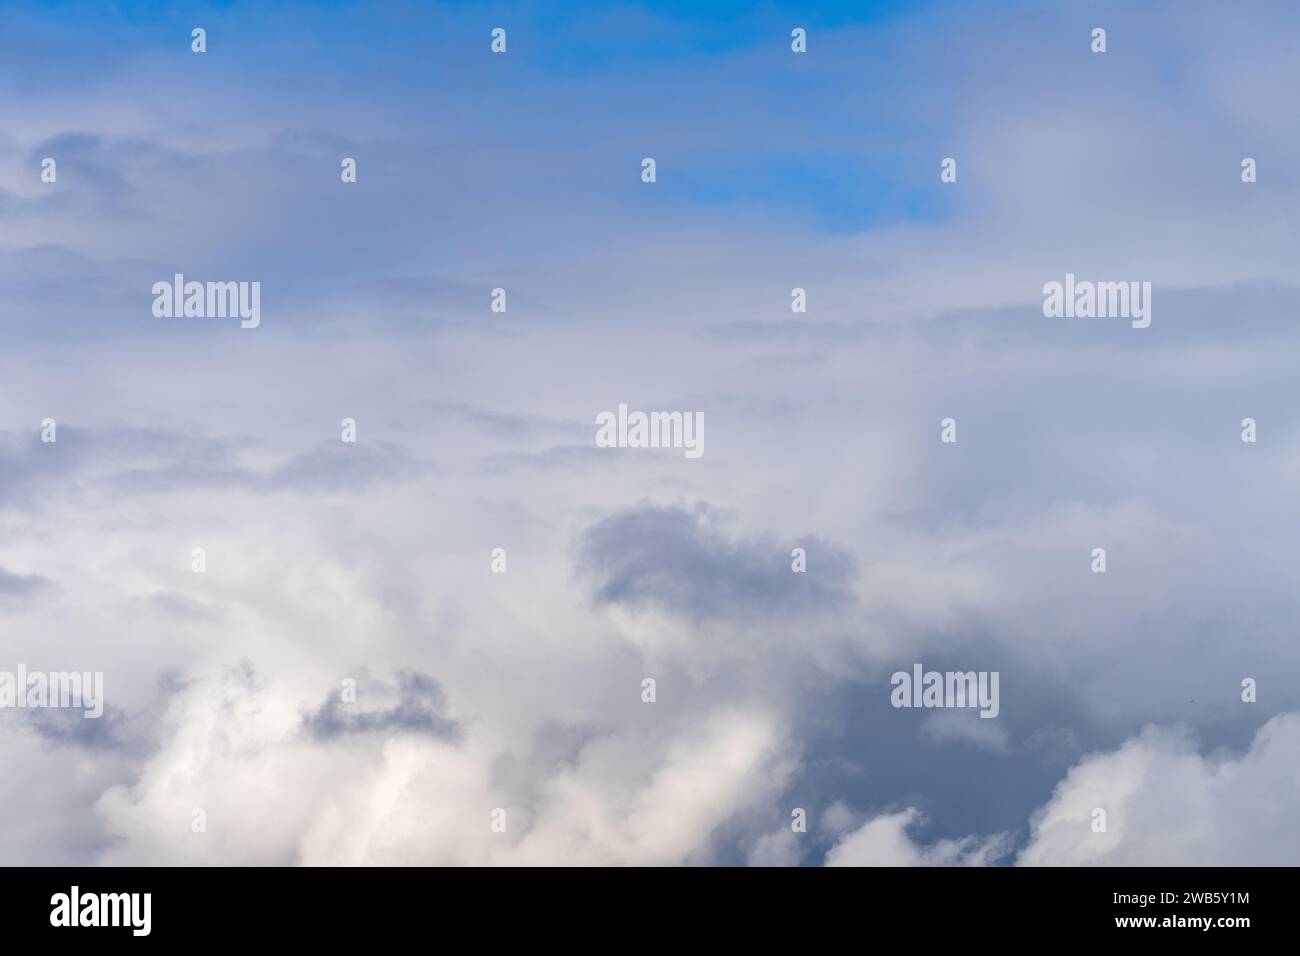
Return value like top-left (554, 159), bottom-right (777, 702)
top-left (1, 0), bottom-right (1299, 865)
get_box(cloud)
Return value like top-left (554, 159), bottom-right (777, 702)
top-left (825, 808), bottom-right (1012, 867)
top-left (5, 0), bottom-right (1300, 866)
top-left (578, 502), bottom-right (857, 622)
top-left (747, 828), bottom-right (801, 867)
top-left (919, 709), bottom-right (1011, 753)
top-left (1019, 713), bottom-right (1300, 866)
top-left (0, 565), bottom-right (51, 603)
top-left (20, 702), bottom-right (131, 752)
top-left (0, 423), bottom-right (423, 502)
top-left (96, 666), bottom-right (793, 865)
top-left (266, 440), bottom-right (424, 492)
top-left (300, 670), bottom-right (460, 743)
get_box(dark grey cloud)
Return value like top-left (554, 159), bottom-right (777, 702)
top-left (19, 705), bottom-right (128, 751)
top-left (300, 670), bottom-right (460, 743)
top-left (14, 669), bottom-right (187, 758)
top-left (766, 642), bottom-right (1100, 865)
top-left (578, 502), bottom-right (857, 621)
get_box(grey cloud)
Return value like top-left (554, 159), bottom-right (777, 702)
top-left (300, 670), bottom-right (460, 743)
top-left (482, 443), bottom-right (609, 474)
top-left (1, 424), bottom-right (424, 517)
top-left (14, 669), bottom-right (187, 758)
top-left (141, 591), bottom-right (225, 623)
top-left (578, 502), bottom-right (857, 621)
top-left (0, 566), bottom-right (51, 603)
top-left (96, 434), bottom-right (420, 496)
top-left (746, 637), bottom-right (1101, 866)
top-left (0, 425), bottom-right (248, 508)
top-left (20, 705), bottom-right (129, 752)
top-left (400, 399), bottom-right (579, 440)
top-left (711, 319), bottom-right (872, 347)
top-left (25, 133), bottom-right (139, 217)
top-left (267, 440), bottom-right (424, 492)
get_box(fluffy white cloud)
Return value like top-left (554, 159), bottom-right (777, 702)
top-left (96, 668), bottom-right (794, 865)
top-left (1019, 713), bottom-right (1300, 866)
top-left (825, 808), bottom-right (1011, 867)
top-left (821, 713), bottom-right (1300, 868)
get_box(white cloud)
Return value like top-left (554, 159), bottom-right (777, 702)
top-left (96, 668), bottom-right (794, 865)
top-left (825, 808), bottom-right (1011, 867)
top-left (1019, 713), bottom-right (1300, 866)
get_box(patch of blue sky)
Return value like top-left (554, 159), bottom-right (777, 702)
top-left (651, 151), bottom-right (951, 233)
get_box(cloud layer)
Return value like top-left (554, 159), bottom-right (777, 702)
top-left (1, 0), bottom-right (1298, 865)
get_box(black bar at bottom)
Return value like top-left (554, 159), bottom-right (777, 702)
top-left (0, 866), bottom-right (1282, 942)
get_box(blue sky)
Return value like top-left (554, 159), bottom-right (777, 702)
top-left (6, 0), bottom-right (960, 235)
